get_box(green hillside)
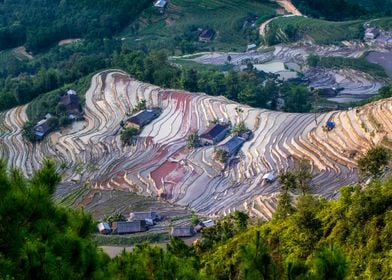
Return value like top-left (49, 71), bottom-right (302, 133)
top-left (123, 0), bottom-right (278, 53)
top-left (265, 16), bottom-right (365, 45)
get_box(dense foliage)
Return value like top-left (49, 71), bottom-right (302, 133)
top-left (292, 0), bottom-right (392, 20)
top-left (307, 54), bottom-right (388, 78)
top-left (1, 156), bottom-right (392, 279)
top-left (0, 0), bottom-right (150, 53)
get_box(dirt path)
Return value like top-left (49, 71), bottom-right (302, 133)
top-left (276, 0), bottom-right (302, 16)
top-left (14, 46), bottom-right (33, 60)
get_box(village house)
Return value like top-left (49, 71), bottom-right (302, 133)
top-left (263, 171), bottom-right (277, 183)
top-left (246, 43), bottom-right (257, 52)
top-left (218, 136), bottom-right (246, 157)
top-left (129, 211), bottom-right (161, 222)
top-left (33, 113), bottom-right (55, 140)
top-left (125, 108), bottom-right (161, 130)
top-left (199, 29), bottom-right (215, 42)
top-left (365, 27), bottom-right (380, 40)
top-left (170, 226), bottom-right (195, 237)
top-left (59, 89), bottom-right (81, 118)
top-left (200, 123), bottom-right (230, 145)
top-left (154, 0), bottom-right (167, 9)
top-left (97, 222), bottom-right (111, 234)
top-left (111, 220), bottom-right (148, 234)
top-left (314, 87), bottom-right (338, 98)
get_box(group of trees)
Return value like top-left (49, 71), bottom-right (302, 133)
top-left (0, 0), bottom-right (150, 53)
top-left (0, 147), bottom-right (391, 279)
top-left (113, 49), bottom-right (312, 113)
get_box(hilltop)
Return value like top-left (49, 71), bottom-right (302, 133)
top-left (1, 70), bottom-right (391, 219)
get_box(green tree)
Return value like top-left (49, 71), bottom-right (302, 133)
top-left (357, 146), bottom-right (390, 179)
top-left (120, 127), bottom-right (139, 145)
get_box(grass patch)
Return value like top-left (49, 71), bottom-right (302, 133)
top-left (94, 232), bottom-right (169, 246)
top-left (266, 16), bottom-right (365, 45)
top-left (308, 54), bottom-right (388, 78)
top-left (170, 58), bottom-right (234, 71)
top-left (124, 0), bottom-right (278, 53)
top-left (369, 17), bottom-right (392, 30)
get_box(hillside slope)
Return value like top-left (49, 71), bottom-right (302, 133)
top-left (1, 70), bottom-right (391, 219)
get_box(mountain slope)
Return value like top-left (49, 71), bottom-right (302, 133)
top-left (1, 70), bottom-right (391, 218)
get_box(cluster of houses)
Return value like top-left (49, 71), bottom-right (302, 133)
top-left (33, 89), bottom-right (81, 140)
top-left (98, 211), bottom-right (161, 235)
top-left (97, 211), bottom-right (215, 238)
top-left (364, 26), bottom-right (392, 47)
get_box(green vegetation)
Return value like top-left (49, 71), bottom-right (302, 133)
top-left (215, 148), bottom-right (229, 163)
top-left (124, 0), bottom-right (277, 54)
top-left (292, 0), bottom-right (392, 20)
top-left (369, 17), bottom-right (392, 30)
top-left (132, 99), bottom-right (147, 113)
top-left (265, 16), bottom-right (364, 45)
top-left (187, 131), bottom-right (201, 149)
top-left (2, 154), bottom-right (392, 279)
top-left (358, 146), bottom-right (390, 178)
top-left (120, 127), bottom-right (139, 145)
top-left (307, 54), bottom-right (388, 78)
top-left (0, 0), bottom-right (150, 53)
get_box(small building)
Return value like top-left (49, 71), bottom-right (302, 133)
top-left (59, 90), bottom-right (81, 115)
top-left (97, 222), bottom-right (111, 234)
top-left (200, 123), bottom-right (230, 145)
top-left (154, 0), bottom-right (167, 8)
top-left (218, 136), bottom-right (246, 157)
top-left (201, 219), bottom-right (215, 228)
top-left (199, 29), bottom-right (215, 42)
top-left (33, 114), bottom-right (55, 140)
top-left (129, 211), bottom-right (161, 222)
top-left (246, 43), bottom-right (257, 52)
top-left (263, 171), bottom-right (277, 183)
top-left (365, 27), bottom-right (380, 40)
top-left (314, 88), bottom-right (338, 98)
top-left (125, 108), bottom-right (160, 130)
top-left (170, 226), bottom-right (195, 237)
top-left (111, 220), bottom-right (148, 234)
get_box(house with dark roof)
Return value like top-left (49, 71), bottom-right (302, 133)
top-left (111, 221), bottom-right (148, 234)
top-left (33, 114), bottom-right (55, 140)
top-left (128, 211), bottom-right (161, 222)
top-left (218, 136), bottom-right (246, 157)
top-left (200, 123), bottom-right (229, 145)
top-left (59, 89), bottom-right (81, 116)
top-left (125, 108), bottom-right (161, 130)
top-left (199, 29), bottom-right (215, 42)
top-left (170, 226), bottom-right (195, 237)
top-left (97, 222), bottom-right (111, 234)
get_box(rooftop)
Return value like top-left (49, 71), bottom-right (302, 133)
top-left (128, 108), bottom-right (160, 126)
top-left (200, 123), bottom-right (229, 140)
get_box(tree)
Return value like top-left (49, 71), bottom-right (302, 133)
top-left (276, 171), bottom-right (298, 217)
top-left (296, 158), bottom-right (312, 195)
top-left (357, 146), bottom-right (390, 179)
top-left (22, 121), bottom-right (36, 142)
top-left (187, 131), bottom-right (200, 149)
top-left (309, 245), bottom-right (348, 280)
top-left (120, 127), bottom-right (139, 145)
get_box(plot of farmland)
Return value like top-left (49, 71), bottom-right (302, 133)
top-left (1, 70), bottom-right (392, 219)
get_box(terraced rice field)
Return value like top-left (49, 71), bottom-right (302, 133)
top-left (1, 70), bottom-right (392, 220)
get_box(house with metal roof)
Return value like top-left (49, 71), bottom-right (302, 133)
top-left (125, 108), bottom-right (161, 130)
top-left (154, 0), bottom-right (167, 8)
top-left (111, 220), bottom-right (148, 234)
top-left (218, 136), bottom-right (246, 156)
top-left (128, 211), bottom-right (161, 222)
top-left (170, 226), bottom-right (195, 237)
top-left (200, 123), bottom-right (229, 145)
top-left (97, 222), bottom-right (111, 234)
top-left (59, 89), bottom-right (81, 115)
top-left (199, 29), bottom-right (215, 42)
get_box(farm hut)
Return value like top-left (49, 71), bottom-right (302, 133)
top-left (263, 171), bottom-right (277, 183)
top-left (59, 89), bottom-right (81, 115)
top-left (170, 226), bottom-right (195, 237)
top-left (129, 211), bottom-right (161, 222)
top-left (201, 219), bottom-right (215, 228)
top-left (218, 136), bottom-right (246, 157)
top-left (200, 123), bottom-right (229, 145)
top-left (199, 29), bottom-right (215, 42)
top-left (326, 121), bottom-right (335, 130)
top-left (154, 0), bottom-right (167, 8)
top-left (111, 221), bottom-right (148, 234)
top-left (125, 108), bottom-right (161, 130)
top-left (97, 222), bottom-right (111, 234)
top-left (365, 27), bottom-right (380, 40)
